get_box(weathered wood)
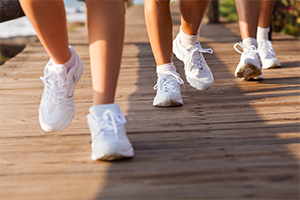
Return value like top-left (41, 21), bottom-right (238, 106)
top-left (0, 4), bottom-right (299, 200)
top-left (208, 0), bottom-right (219, 24)
top-left (0, 0), bottom-right (24, 23)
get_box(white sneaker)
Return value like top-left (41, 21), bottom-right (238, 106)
top-left (234, 42), bottom-right (262, 80)
top-left (153, 71), bottom-right (184, 107)
top-left (173, 33), bottom-right (214, 90)
top-left (87, 104), bottom-right (134, 161)
top-left (39, 46), bottom-right (84, 132)
top-left (258, 39), bottom-right (281, 69)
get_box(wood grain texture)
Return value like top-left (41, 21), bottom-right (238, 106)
top-left (0, 4), bottom-right (299, 200)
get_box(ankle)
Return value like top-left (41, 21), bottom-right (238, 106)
top-left (53, 49), bottom-right (75, 71)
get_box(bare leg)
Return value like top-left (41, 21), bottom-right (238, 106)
top-left (86, 0), bottom-right (125, 105)
top-left (180, 0), bottom-right (210, 35)
top-left (145, 0), bottom-right (172, 66)
top-left (256, 0), bottom-right (280, 69)
top-left (235, 0), bottom-right (261, 40)
top-left (258, 0), bottom-right (275, 28)
top-left (19, 0), bottom-right (71, 65)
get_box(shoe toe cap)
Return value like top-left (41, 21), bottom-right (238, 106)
top-left (39, 108), bottom-right (74, 131)
top-left (186, 75), bottom-right (213, 90)
top-left (262, 58), bottom-right (281, 69)
top-left (92, 138), bottom-right (134, 161)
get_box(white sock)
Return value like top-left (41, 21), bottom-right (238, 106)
top-left (156, 62), bottom-right (176, 77)
top-left (243, 37), bottom-right (258, 48)
top-left (257, 26), bottom-right (270, 40)
top-left (53, 51), bottom-right (75, 72)
top-left (179, 26), bottom-right (199, 49)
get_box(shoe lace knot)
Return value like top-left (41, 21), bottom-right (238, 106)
top-left (258, 40), bottom-right (276, 57)
top-left (188, 43), bottom-right (213, 71)
top-left (40, 73), bottom-right (69, 113)
top-left (96, 110), bottom-right (126, 139)
top-left (153, 71), bottom-right (185, 92)
top-left (234, 42), bottom-right (259, 58)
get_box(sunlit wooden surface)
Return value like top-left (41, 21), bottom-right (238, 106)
top-left (1, 4), bottom-right (299, 200)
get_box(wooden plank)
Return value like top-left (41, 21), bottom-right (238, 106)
top-left (0, 4), bottom-right (299, 200)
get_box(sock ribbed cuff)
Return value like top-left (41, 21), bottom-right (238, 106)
top-left (156, 62), bottom-right (176, 77)
top-left (179, 26), bottom-right (199, 49)
top-left (257, 26), bottom-right (270, 40)
top-left (242, 37), bottom-right (258, 48)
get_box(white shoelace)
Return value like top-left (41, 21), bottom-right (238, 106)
top-left (234, 42), bottom-right (259, 57)
top-left (258, 40), bottom-right (276, 57)
top-left (40, 74), bottom-right (69, 113)
top-left (187, 43), bottom-right (213, 71)
top-left (153, 71), bottom-right (185, 92)
top-left (95, 110), bottom-right (126, 140)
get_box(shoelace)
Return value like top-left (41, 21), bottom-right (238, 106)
top-left (40, 73), bottom-right (69, 113)
top-left (153, 71), bottom-right (185, 92)
top-left (188, 43), bottom-right (213, 71)
top-left (258, 40), bottom-right (276, 57)
top-left (234, 42), bottom-right (259, 57)
top-left (95, 110), bottom-right (127, 140)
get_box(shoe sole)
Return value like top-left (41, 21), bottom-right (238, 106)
top-left (153, 97), bottom-right (183, 107)
top-left (91, 148), bottom-right (134, 161)
top-left (244, 77), bottom-right (263, 81)
top-left (40, 57), bottom-right (84, 132)
top-left (236, 64), bottom-right (261, 79)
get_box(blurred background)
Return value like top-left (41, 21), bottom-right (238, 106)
top-left (0, 0), bottom-right (299, 65)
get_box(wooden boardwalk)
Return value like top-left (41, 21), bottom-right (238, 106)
top-left (1, 5), bottom-right (299, 200)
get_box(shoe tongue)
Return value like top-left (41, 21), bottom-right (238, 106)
top-left (47, 63), bottom-right (67, 78)
top-left (89, 103), bottom-right (120, 118)
top-left (189, 43), bottom-right (202, 58)
top-left (193, 50), bottom-right (201, 58)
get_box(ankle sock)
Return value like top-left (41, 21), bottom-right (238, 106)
top-left (90, 103), bottom-right (119, 117)
top-left (156, 62), bottom-right (176, 77)
top-left (53, 51), bottom-right (75, 72)
top-left (179, 26), bottom-right (199, 49)
top-left (243, 37), bottom-right (258, 48)
top-left (257, 26), bottom-right (270, 40)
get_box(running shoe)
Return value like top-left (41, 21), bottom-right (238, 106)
top-left (153, 71), bottom-right (184, 107)
top-left (234, 42), bottom-right (262, 80)
top-left (257, 39), bottom-right (281, 69)
top-left (173, 33), bottom-right (214, 90)
top-left (87, 104), bottom-right (134, 161)
top-left (39, 46), bottom-right (83, 132)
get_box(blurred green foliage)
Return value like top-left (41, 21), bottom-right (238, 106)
top-left (273, 0), bottom-right (300, 38)
top-left (219, 0), bottom-right (238, 22)
top-left (219, 0), bottom-right (300, 38)
top-left (0, 54), bottom-right (9, 65)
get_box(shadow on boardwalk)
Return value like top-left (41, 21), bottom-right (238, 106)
top-left (95, 5), bottom-right (299, 200)
top-left (0, 4), bottom-right (299, 200)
